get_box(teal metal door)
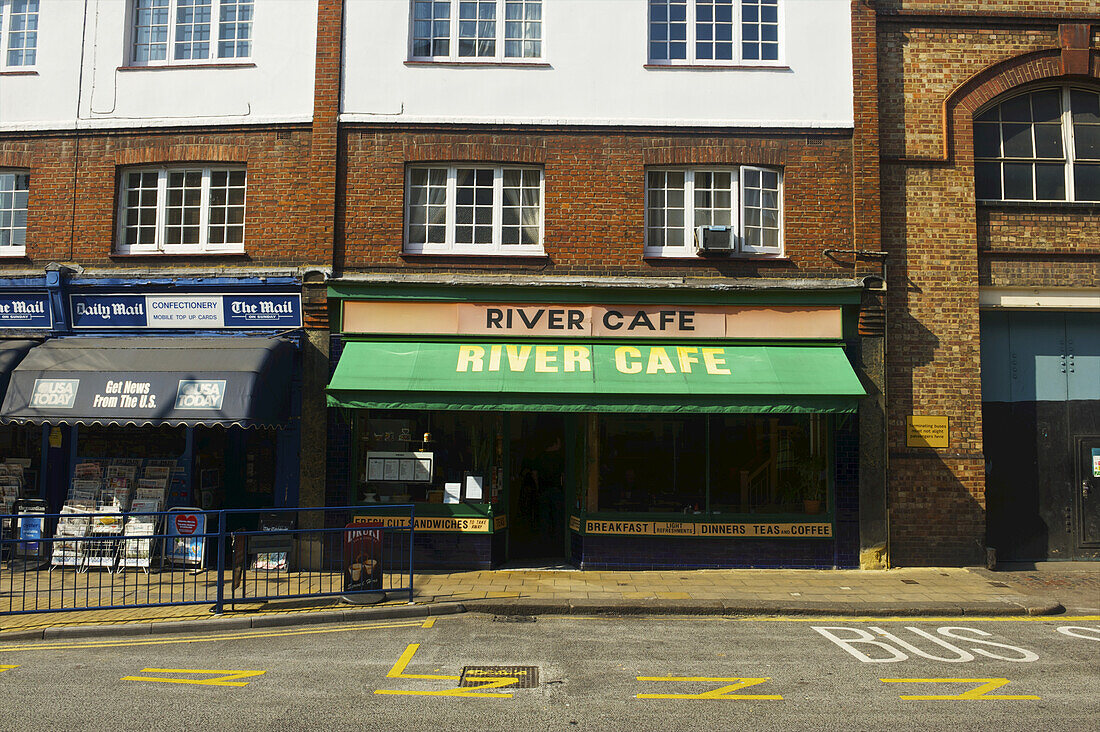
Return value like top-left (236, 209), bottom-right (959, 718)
top-left (982, 311), bottom-right (1100, 560)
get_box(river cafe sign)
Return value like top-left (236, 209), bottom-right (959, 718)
top-left (342, 301), bottom-right (842, 339)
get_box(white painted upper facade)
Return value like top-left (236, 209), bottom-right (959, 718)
top-left (2, 0), bottom-right (853, 133)
top-left (0, 0), bottom-right (317, 132)
top-left (342, 0), bottom-right (854, 128)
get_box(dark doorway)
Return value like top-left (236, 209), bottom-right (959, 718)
top-left (509, 413), bottom-right (566, 561)
top-left (1077, 436), bottom-right (1100, 550)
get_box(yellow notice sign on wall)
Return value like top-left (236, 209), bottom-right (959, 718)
top-left (906, 416), bottom-right (949, 448)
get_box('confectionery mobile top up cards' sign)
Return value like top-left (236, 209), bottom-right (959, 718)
top-left (69, 293), bottom-right (302, 329)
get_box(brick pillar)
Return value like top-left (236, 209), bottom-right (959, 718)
top-left (852, 0), bottom-right (888, 567)
top-left (299, 0), bottom-right (344, 529)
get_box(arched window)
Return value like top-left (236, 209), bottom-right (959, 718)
top-left (974, 87), bottom-right (1100, 202)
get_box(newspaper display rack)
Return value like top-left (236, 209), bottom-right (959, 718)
top-left (81, 511), bottom-right (124, 572)
top-left (50, 505), bottom-right (92, 570)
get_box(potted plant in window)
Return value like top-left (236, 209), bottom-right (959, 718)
top-left (779, 444), bottom-right (827, 515)
top-left (796, 453), bottom-right (827, 515)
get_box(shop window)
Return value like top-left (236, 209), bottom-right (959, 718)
top-left (130, 0), bottom-right (254, 66)
top-left (974, 86), bottom-right (1100, 203)
top-left (596, 416), bottom-right (706, 513)
top-left (645, 166), bottom-right (782, 257)
top-left (590, 413), bottom-right (829, 515)
top-left (0, 0), bottom-right (38, 69)
top-left (707, 414), bottom-right (828, 515)
top-left (648, 0), bottom-right (781, 66)
top-left (354, 411), bottom-right (505, 505)
top-left (404, 165), bottom-right (544, 255)
top-left (0, 170), bottom-right (28, 256)
top-left (0, 424), bottom-right (43, 510)
top-left (410, 0), bottom-right (542, 62)
top-left (115, 166), bottom-right (247, 255)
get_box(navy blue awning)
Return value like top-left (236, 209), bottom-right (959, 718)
top-left (0, 337), bottom-right (294, 428)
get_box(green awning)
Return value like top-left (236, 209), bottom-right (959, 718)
top-left (327, 341), bottom-right (865, 414)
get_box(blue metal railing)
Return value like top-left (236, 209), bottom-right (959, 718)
top-left (0, 505), bottom-right (415, 616)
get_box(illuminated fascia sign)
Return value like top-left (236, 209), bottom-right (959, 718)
top-left (342, 301), bottom-right (842, 340)
top-left (70, 294), bottom-right (302, 329)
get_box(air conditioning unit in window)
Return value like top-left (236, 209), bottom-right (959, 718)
top-left (694, 225), bottom-right (733, 255)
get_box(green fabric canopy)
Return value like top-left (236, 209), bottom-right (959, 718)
top-left (327, 341), bottom-right (865, 414)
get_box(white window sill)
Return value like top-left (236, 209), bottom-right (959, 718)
top-left (405, 59), bottom-right (549, 68)
top-left (977, 199), bottom-right (1100, 207)
top-left (118, 62), bottom-right (255, 72)
top-left (644, 62), bottom-right (789, 71)
top-left (643, 249), bottom-right (787, 260)
top-left (0, 248), bottom-right (28, 258)
top-left (112, 248), bottom-right (246, 257)
top-left (402, 249), bottom-right (548, 259)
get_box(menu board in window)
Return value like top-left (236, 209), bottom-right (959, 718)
top-left (364, 452), bottom-right (434, 484)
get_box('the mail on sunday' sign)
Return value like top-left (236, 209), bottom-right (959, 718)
top-left (0, 293), bottom-right (52, 329)
top-left (69, 293), bottom-right (301, 329)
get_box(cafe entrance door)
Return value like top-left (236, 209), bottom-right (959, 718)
top-left (508, 413), bottom-right (568, 562)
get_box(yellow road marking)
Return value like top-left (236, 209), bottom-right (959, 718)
top-left (0, 665), bottom-right (18, 672)
top-left (636, 676), bottom-right (782, 700)
top-left (385, 643), bottom-right (459, 680)
top-left (880, 678), bottom-right (1040, 701)
top-left (0, 618), bottom-right (432, 654)
top-left (122, 668), bottom-right (266, 687)
top-left (375, 643), bottom-right (516, 699)
top-left (422, 618), bottom-right (436, 629)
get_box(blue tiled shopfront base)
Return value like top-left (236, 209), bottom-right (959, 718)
top-left (572, 534), bottom-right (845, 570)
top-left (383, 532), bottom-right (495, 571)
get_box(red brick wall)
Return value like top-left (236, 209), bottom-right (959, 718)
top-left (0, 126), bottom-right (328, 268)
top-left (309, 0), bottom-right (344, 276)
top-left (338, 129), bottom-right (858, 279)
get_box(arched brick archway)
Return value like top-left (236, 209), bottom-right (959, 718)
top-left (942, 47), bottom-right (1099, 163)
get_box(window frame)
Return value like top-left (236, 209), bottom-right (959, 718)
top-left (403, 164), bottom-right (546, 256)
top-left (128, 0), bottom-right (254, 67)
top-left (974, 85), bottom-right (1100, 204)
top-left (407, 0), bottom-right (545, 64)
top-left (0, 169), bottom-right (29, 257)
top-left (644, 165), bottom-right (783, 258)
top-left (0, 0), bottom-right (40, 71)
top-left (115, 165), bottom-right (247, 256)
top-left (647, 0), bottom-right (784, 68)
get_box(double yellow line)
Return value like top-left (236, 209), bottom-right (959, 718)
top-left (0, 618), bottom-right (433, 654)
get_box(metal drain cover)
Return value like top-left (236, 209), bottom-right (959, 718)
top-left (460, 666), bottom-right (539, 689)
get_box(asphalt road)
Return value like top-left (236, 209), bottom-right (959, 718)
top-left (0, 613), bottom-right (1097, 731)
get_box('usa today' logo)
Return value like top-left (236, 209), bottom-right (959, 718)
top-left (175, 380), bottom-right (226, 410)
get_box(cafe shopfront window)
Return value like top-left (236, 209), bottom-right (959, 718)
top-left (353, 410), bottom-right (503, 505)
top-left (590, 413), bottom-right (831, 516)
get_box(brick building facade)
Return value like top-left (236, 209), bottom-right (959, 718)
top-left (10, 1), bottom-right (1091, 569)
top-left (875, 1), bottom-right (1100, 565)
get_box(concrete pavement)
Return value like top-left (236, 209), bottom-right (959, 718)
top-left (1, 563), bottom-right (1090, 641)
